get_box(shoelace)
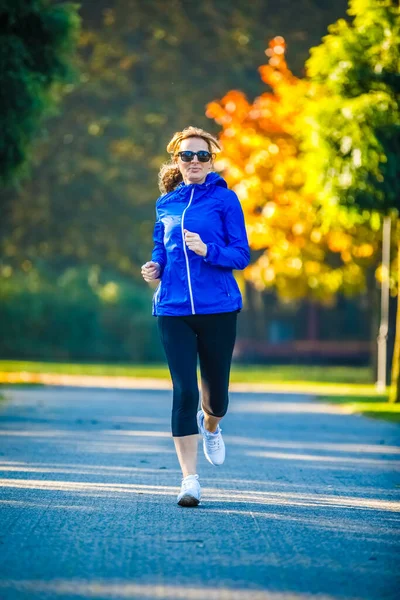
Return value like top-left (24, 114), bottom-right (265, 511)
top-left (182, 476), bottom-right (198, 491)
top-left (205, 429), bottom-right (222, 451)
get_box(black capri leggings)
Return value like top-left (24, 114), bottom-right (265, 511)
top-left (157, 311), bottom-right (238, 437)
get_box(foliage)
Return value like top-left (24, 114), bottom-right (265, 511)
top-left (0, 0), bottom-right (81, 183)
top-left (304, 0), bottom-right (400, 214)
top-left (207, 37), bottom-right (381, 303)
top-left (0, 0), bottom-right (348, 279)
top-left (302, 0), bottom-right (400, 401)
top-left (0, 264), bottom-right (162, 362)
top-left (0, 0), bottom-right (382, 363)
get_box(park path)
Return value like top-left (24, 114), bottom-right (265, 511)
top-left (0, 386), bottom-right (399, 600)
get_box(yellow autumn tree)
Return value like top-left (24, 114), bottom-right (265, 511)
top-left (206, 37), bottom-right (381, 304)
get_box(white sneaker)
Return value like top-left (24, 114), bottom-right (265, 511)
top-left (177, 474), bottom-right (201, 507)
top-left (197, 409), bottom-right (225, 466)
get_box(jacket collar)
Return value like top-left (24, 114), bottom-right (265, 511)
top-left (176, 171), bottom-right (228, 194)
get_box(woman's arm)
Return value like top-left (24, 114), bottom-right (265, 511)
top-left (203, 191), bottom-right (250, 270)
top-left (151, 209), bottom-right (167, 276)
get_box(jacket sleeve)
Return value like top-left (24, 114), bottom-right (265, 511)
top-left (151, 206), bottom-right (166, 276)
top-left (203, 191), bottom-right (250, 270)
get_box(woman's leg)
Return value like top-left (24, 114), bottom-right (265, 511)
top-left (196, 311), bottom-right (238, 432)
top-left (173, 435), bottom-right (198, 479)
top-left (158, 316), bottom-right (200, 477)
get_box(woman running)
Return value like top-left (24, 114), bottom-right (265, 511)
top-left (141, 126), bottom-right (250, 507)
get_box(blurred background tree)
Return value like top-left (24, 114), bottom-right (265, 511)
top-left (302, 0), bottom-right (400, 398)
top-left (0, 0), bottom-right (81, 183)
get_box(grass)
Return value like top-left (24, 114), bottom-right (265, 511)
top-left (318, 394), bottom-right (400, 425)
top-left (1, 360), bottom-right (398, 425)
top-left (0, 360), bottom-right (372, 384)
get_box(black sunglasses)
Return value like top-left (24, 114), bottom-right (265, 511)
top-left (176, 150), bottom-right (212, 163)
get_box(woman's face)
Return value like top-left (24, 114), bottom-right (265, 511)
top-left (176, 137), bottom-right (212, 185)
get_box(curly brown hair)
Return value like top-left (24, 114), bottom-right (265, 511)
top-left (158, 126), bottom-right (221, 194)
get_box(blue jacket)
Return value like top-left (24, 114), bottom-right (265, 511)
top-left (151, 171), bottom-right (250, 316)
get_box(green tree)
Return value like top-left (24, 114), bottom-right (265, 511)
top-left (0, 0), bottom-right (80, 183)
top-left (303, 0), bottom-right (400, 399)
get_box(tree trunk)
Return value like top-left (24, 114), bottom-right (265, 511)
top-left (387, 294), bottom-right (397, 384)
top-left (368, 265), bottom-right (380, 379)
top-left (389, 224), bottom-right (400, 403)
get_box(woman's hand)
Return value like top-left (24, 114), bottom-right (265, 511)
top-left (184, 230), bottom-right (207, 257)
top-left (141, 261), bottom-right (161, 282)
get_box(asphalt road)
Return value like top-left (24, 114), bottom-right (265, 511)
top-left (0, 386), bottom-right (399, 600)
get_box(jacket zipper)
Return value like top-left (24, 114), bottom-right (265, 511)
top-left (181, 187), bottom-right (195, 314)
top-left (154, 281), bottom-right (162, 304)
